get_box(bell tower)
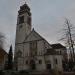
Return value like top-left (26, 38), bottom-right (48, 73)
top-left (16, 3), bottom-right (32, 43)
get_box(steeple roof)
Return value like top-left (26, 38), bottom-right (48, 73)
top-left (18, 3), bottom-right (31, 16)
top-left (20, 3), bottom-right (30, 11)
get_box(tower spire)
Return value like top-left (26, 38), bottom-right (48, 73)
top-left (24, 0), bottom-right (30, 4)
top-left (25, 1), bottom-right (26, 4)
top-left (24, 0), bottom-right (27, 4)
top-left (25, 0), bottom-right (26, 4)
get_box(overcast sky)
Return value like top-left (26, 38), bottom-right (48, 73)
top-left (0, 0), bottom-right (75, 52)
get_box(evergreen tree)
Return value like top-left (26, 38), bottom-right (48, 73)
top-left (7, 45), bottom-right (13, 70)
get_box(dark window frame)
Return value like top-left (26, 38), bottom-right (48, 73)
top-left (55, 58), bottom-right (58, 64)
top-left (26, 60), bottom-right (28, 64)
top-left (27, 17), bottom-right (31, 25)
top-left (39, 60), bottom-right (42, 64)
top-left (19, 16), bottom-right (24, 24)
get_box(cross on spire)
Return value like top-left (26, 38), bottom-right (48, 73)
top-left (24, 0), bottom-right (27, 4)
top-left (20, 0), bottom-right (31, 5)
top-left (24, 0), bottom-right (28, 4)
top-left (24, 0), bottom-right (31, 4)
top-left (25, 1), bottom-right (26, 4)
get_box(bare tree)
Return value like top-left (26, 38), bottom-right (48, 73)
top-left (59, 18), bottom-right (75, 61)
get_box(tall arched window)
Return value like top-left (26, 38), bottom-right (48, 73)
top-left (30, 41), bottom-right (37, 56)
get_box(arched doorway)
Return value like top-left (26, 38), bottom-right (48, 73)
top-left (30, 60), bottom-right (36, 70)
top-left (46, 64), bottom-right (51, 70)
top-left (46, 60), bottom-right (51, 70)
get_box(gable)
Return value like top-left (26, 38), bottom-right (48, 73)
top-left (24, 29), bottom-right (44, 42)
top-left (24, 29), bottom-right (52, 51)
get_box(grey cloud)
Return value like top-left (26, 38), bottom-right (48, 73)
top-left (0, 0), bottom-right (75, 51)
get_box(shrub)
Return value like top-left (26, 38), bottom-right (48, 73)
top-left (50, 69), bottom-right (59, 75)
top-left (0, 70), bottom-right (4, 75)
top-left (19, 70), bottom-right (29, 75)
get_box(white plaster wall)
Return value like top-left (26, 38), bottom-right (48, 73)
top-left (16, 23), bottom-right (29, 43)
top-left (36, 56), bottom-right (46, 71)
top-left (44, 55), bottom-right (63, 71)
top-left (18, 57), bottom-right (30, 70)
top-left (14, 44), bottom-right (24, 70)
top-left (15, 24), bottom-right (63, 71)
top-left (23, 57), bottom-right (30, 70)
top-left (24, 43), bottom-right (30, 57)
top-left (16, 43), bottom-right (30, 70)
top-left (54, 55), bottom-right (63, 71)
top-left (44, 41), bottom-right (52, 49)
top-left (25, 33), bottom-right (41, 42)
top-left (17, 58), bottom-right (24, 71)
top-left (37, 40), bottom-right (44, 55)
top-left (45, 55), bottom-right (55, 69)
top-left (55, 48), bottom-right (67, 61)
top-left (23, 40), bottom-right (46, 70)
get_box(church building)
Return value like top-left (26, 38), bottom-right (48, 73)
top-left (14, 3), bottom-right (63, 71)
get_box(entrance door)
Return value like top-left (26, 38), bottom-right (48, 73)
top-left (46, 64), bottom-right (51, 70)
top-left (30, 60), bottom-right (36, 70)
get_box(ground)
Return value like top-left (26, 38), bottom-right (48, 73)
top-left (0, 70), bottom-right (75, 75)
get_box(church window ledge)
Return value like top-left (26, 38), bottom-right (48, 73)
top-left (27, 17), bottom-right (31, 25)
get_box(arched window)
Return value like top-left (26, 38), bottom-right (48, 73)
top-left (27, 17), bottom-right (31, 25)
top-left (19, 16), bottom-right (24, 24)
top-left (39, 60), bottom-right (42, 64)
top-left (26, 60), bottom-right (28, 64)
